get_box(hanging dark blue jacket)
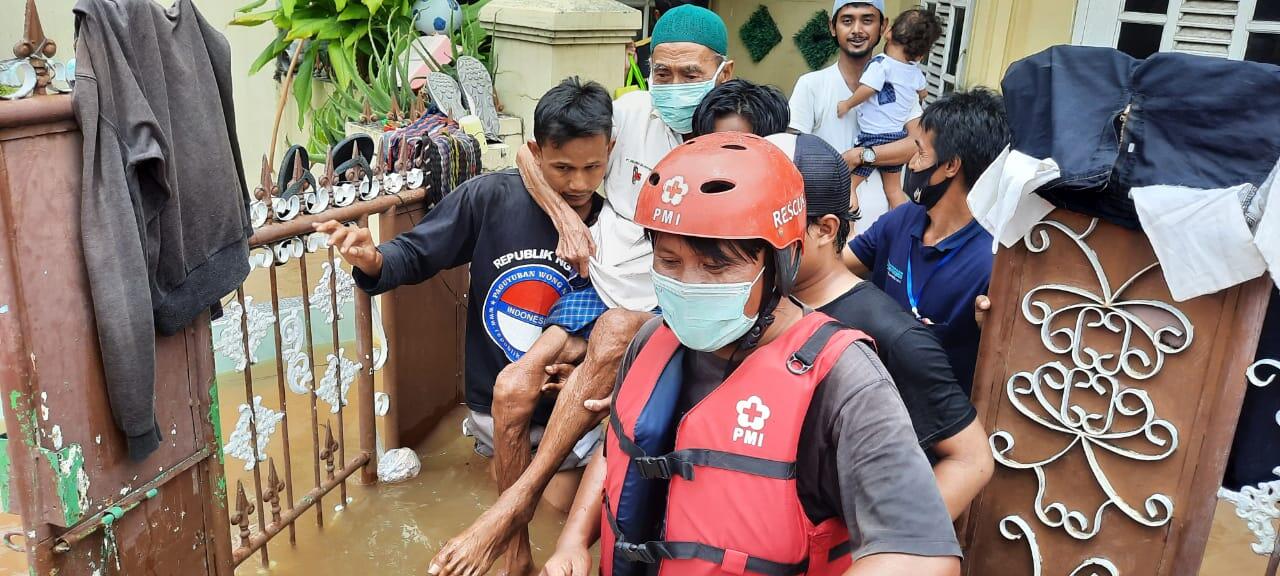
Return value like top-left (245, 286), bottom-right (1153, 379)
top-left (1001, 45), bottom-right (1280, 228)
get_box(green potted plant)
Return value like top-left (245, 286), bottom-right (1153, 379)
top-left (233, 0), bottom-right (495, 157)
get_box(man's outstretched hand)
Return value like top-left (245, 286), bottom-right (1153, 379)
top-left (314, 220), bottom-right (382, 277)
top-left (516, 143), bottom-right (595, 278)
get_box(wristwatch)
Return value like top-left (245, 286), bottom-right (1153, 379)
top-left (860, 146), bottom-right (877, 165)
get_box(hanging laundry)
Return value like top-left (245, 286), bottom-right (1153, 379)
top-left (381, 113), bottom-right (484, 203)
top-left (973, 45), bottom-right (1280, 302)
top-left (73, 0), bottom-right (252, 460)
top-left (1000, 46), bottom-right (1280, 230)
top-left (1132, 183), bottom-right (1269, 301)
top-left (967, 146), bottom-right (1059, 252)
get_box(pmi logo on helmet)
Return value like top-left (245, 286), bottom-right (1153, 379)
top-left (772, 197), bottom-right (806, 230)
top-left (651, 176), bottom-right (689, 227)
top-left (661, 176), bottom-right (689, 206)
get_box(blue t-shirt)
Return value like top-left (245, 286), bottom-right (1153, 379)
top-left (849, 203), bottom-right (993, 395)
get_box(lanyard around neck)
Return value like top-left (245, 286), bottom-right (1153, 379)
top-left (906, 242), bottom-right (959, 319)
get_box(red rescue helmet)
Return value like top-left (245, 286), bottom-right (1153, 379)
top-left (636, 132), bottom-right (807, 295)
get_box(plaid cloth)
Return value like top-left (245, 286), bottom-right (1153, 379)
top-left (852, 130), bottom-right (909, 177)
top-left (547, 282), bottom-right (609, 339)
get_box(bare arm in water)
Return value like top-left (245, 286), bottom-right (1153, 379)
top-left (540, 445), bottom-right (606, 576)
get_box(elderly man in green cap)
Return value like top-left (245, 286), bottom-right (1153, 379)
top-left (428, 6), bottom-right (736, 576)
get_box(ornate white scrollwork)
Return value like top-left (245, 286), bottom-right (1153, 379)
top-left (311, 257), bottom-right (355, 324)
top-left (357, 175), bottom-right (378, 201)
top-left (223, 396), bottom-right (285, 471)
top-left (249, 200), bottom-right (270, 228)
top-left (211, 296), bottom-right (277, 372)
top-left (278, 307), bottom-right (313, 395)
top-left (407, 168), bottom-right (424, 190)
top-left (304, 185), bottom-right (330, 215)
top-left (1218, 359), bottom-right (1279, 556)
top-left (1219, 468), bottom-right (1280, 556)
top-left (1021, 220), bottom-right (1193, 381)
top-left (306, 232), bottom-right (330, 253)
top-left (1247, 359), bottom-right (1280, 389)
top-left (384, 172), bottom-right (404, 194)
top-left (248, 246), bottom-right (275, 270)
top-left (272, 194), bottom-right (302, 221)
top-left (309, 256), bottom-right (387, 370)
top-left (1001, 515), bottom-right (1120, 576)
top-left (316, 348), bottom-right (362, 413)
top-left (332, 182), bottom-right (357, 208)
top-left (273, 237), bottom-right (305, 265)
top-left (214, 258), bottom-right (387, 373)
top-left (992, 218), bottom-right (1188, 543)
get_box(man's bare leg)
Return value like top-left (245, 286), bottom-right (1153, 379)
top-left (429, 309), bottom-right (652, 576)
top-left (490, 326), bottom-right (586, 576)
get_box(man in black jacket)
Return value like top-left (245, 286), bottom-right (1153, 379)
top-left (315, 80), bottom-right (615, 572)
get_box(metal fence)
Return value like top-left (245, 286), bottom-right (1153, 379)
top-left (220, 133), bottom-right (428, 568)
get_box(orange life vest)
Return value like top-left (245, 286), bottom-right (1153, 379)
top-left (601, 312), bottom-right (868, 576)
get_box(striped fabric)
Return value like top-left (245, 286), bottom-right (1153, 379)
top-left (852, 130), bottom-right (909, 177)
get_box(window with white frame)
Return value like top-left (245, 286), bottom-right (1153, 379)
top-left (1073, 0), bottom-right (1280, 64)
top-left (919, 0), bottom-right (975, 101)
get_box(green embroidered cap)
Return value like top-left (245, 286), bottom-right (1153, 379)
top-left (651, 4), bottom-right (729, 56)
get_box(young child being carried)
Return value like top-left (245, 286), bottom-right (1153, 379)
top-left (836, 8), bottom-right (943, 203)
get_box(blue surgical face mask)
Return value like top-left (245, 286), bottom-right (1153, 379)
top-left (649, 60), bottom-right (727, 134)
top-left (652, 267), bottom-right (762, 352)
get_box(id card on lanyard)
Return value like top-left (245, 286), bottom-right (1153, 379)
top-left (905, 240), bottom-right (958, 320)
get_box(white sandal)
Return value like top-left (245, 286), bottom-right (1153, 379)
top-left (456, 55), bottom-right (499, 141)
top-left (427, 71), bottom-right (467, 119)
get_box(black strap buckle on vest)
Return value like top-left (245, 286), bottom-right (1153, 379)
top-left (787, 321), bottom-right (845, 375)
top-left (634, 455), bottom-right (696, 480)
top-left (616, 542), bottom-right (658, 564)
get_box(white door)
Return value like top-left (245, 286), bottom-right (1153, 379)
top-left (1073, 0), bottom-right (1280, 64)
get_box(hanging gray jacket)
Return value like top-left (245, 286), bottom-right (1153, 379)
top-left (74, 0), bottom-right (252, 460)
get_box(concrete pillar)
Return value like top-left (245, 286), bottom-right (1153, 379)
top-left (481, 0), bottom-right (642, 135)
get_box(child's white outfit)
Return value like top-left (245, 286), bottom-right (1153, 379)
top-left (853, 53), bottom-right (928, 177)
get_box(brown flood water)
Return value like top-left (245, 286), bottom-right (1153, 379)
top-left (228, 405), bottom-right (590, 576)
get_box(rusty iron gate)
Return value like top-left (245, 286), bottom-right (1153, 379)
top-left (0, 62), bottom-right (469, 576)
top-left (217, 114), bottom-right (456, 566)
top-left (0, 97), bottom-right (460, 574)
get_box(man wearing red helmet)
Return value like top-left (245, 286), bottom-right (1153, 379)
top-left (546, 133), bottom-right (962, 576)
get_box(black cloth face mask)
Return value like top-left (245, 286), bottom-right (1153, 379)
top-left (903, 162), bottom-right (952, 209)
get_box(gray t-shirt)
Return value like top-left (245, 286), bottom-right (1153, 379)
top-left (616, 317), bottom-right (961, 561)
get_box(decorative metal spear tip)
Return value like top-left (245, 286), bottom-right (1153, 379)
top-left (15, 0), bottom-right (57, 96)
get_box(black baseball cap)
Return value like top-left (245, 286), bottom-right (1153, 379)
top-left (766, 133), bottom-right (857, 222)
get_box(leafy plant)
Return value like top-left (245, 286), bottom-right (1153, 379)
top-left (309, 25), bottom-right (421, 159)
top-left (231, 0), bottom-right (416, 127)
top-left (234, 0), bottom-right (497, 156)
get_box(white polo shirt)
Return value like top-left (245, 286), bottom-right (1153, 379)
top-left (789, 62), bottom-right (922, 232)
top-left (589, 90), bottom-right (680, 312)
